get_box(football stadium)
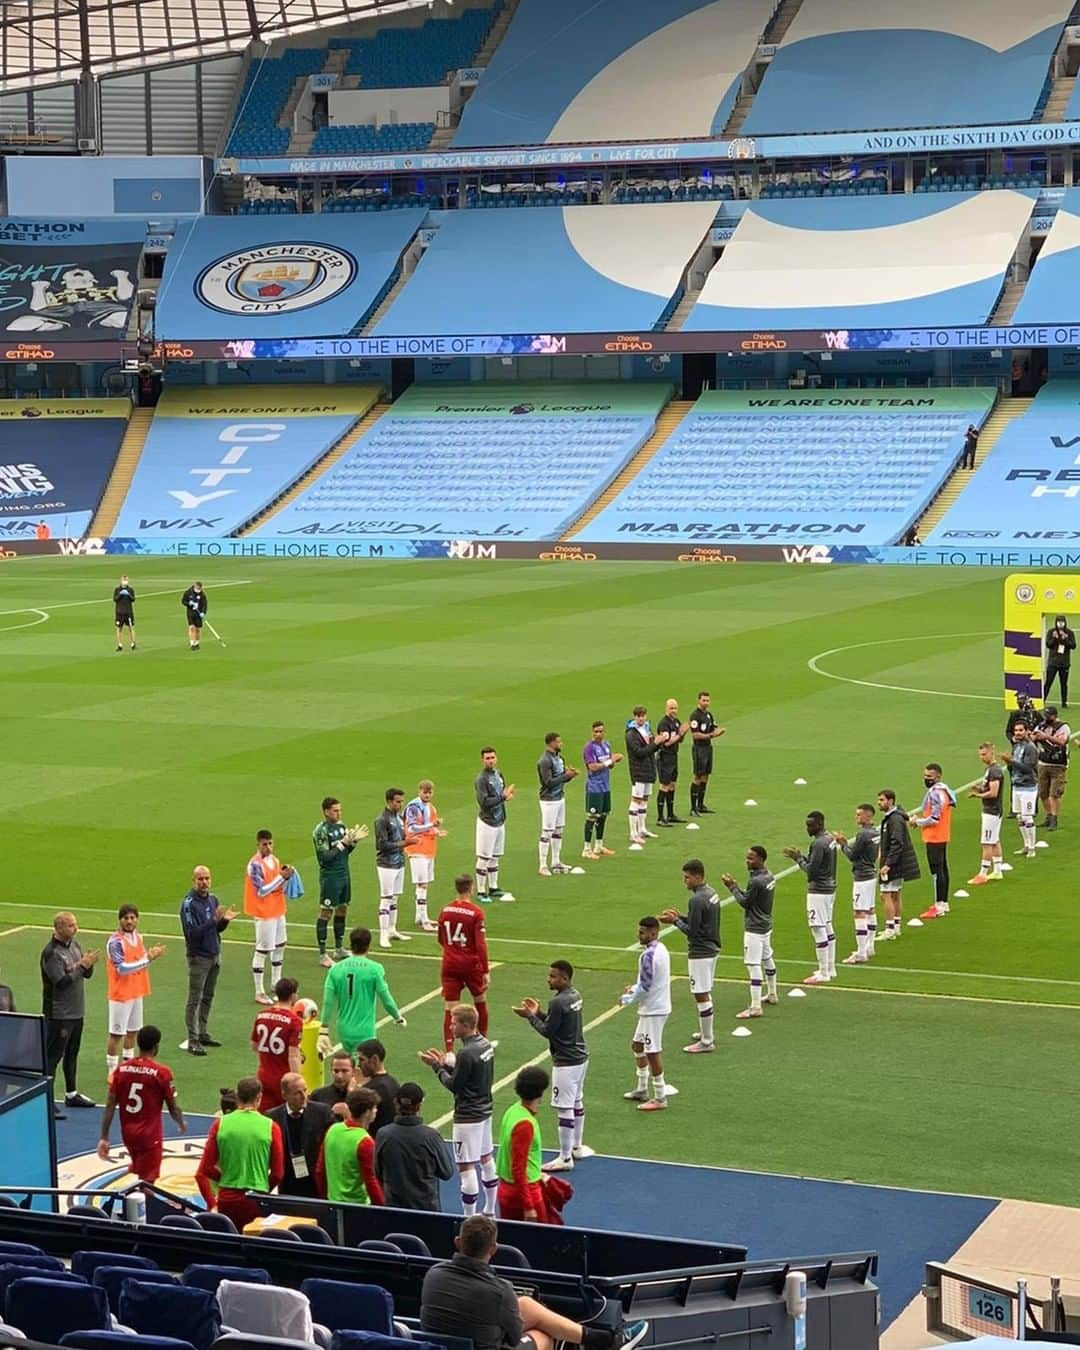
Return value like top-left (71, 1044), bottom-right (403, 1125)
top-left (0, 1), bottom-right (1079, 1348)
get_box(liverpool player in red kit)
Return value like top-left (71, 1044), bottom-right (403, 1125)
top-left (252, 977), bottom-right (304, 1111)
top-left (97, 1025), bottom-right (185, 1182)
top-left (437, 874), bottom-right (491, 1052)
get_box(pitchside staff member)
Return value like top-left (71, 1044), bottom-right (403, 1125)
top-left (688, 692), bottom-right (725, 816)
top-left (1045, 615), bottom-right (1076, 707)
top-left (181, 581), bottom-right (207, 651)
top-left (654, 700), bottom-right (687, 828)
top-left (113, 575), bottom-right (136, 652)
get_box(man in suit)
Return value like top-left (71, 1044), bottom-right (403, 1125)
top-left (268, 1072), bottom-right (334, 1197)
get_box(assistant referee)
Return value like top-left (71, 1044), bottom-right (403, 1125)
top-left (689, 691), bottom-right (725, 816)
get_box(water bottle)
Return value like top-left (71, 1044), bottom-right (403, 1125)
top-left (124, 1191), bottom-right (147, 1225)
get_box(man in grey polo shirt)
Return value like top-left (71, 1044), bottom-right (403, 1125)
top-left (421, 1215), bottom-right (648, 1350)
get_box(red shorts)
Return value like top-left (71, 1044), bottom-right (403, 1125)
top-left (496, 1180), bottom-right (548, 1223)
top-left (258, 1074), bottom-right (284, 1113)
top-left (217, 1190), bottom-right (260, 1231)
top-left (123, 1137), bottom-right (163, 1183)
top-left (441, 965), bottom-right (487, 1000)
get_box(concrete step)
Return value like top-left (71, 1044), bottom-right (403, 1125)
top-left (89, 406), bottom-right (154, 537)
top-left (990, 279), bottom-right (1027, 326)
top-left (561, 400), bottom-right (694, 540)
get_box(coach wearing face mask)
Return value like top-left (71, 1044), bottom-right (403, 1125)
top-left (1045, 615), bottom-right (1076, 708)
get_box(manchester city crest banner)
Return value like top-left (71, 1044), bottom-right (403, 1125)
top-left (0, 220), bottom-right (144, 340)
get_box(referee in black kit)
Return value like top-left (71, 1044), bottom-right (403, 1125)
top-left (113, 575), bottom-right (136, 652)
top-left (181, 581), bottom-right (207, 651)
top-left (689, 691), bottom-right (725, 816)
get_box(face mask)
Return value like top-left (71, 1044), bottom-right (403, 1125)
top-left (923, 777), bottom-right (935, 788)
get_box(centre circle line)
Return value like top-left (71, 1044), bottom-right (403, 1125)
top-left (807, 631), bottom-right (1001, 702)
top-left (0, 609), bottom-right (50, 634)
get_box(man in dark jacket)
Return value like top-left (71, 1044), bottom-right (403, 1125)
top-left (268, 1073), bottom-right (333, 1198)
top-left (374, 1081), bottom-right (454, 1210)
top-left (876, 790), bottom-right (920, 941)
top-left (625, 707), bottom-right (668, 847)
top-left (1045, 614), bottom-right (1076, 707)
top-left (41, 912), bottom-right (100, 1118)
top-left (180, 865), bottom-right (235, 1056)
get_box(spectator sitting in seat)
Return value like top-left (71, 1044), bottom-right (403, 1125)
top-left (421, 1214), bottom-right (649, 1350)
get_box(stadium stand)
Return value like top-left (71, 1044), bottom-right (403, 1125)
top-left (225, 48), bottom-right (325, 157)
top-left (155, 214), bottom-right (426, 340)
top-left (1012, 187), bottom-right (1080, 323)
top-left (742, 0), bottom-right (1072, 135)
top-left (0, 399), bottom-right (129, 542)
top-left (683, 192), bottom-right (1036, 331)
top-left (326, 6), bottom-right (500, 89)
top-left (257, 382), bottom-right (674, 541)
top-left (928, 382), bottom-right (1078, 544)
top-left (111, 386), bottom-right (382, 539)
top-left (374, 204), bottom-right (717, 336)
top-left (309, 123), bottom-right (436, 155)
top-left (576, 388), bottom-right (996, 547)
top-left (453, 0), bottom-right (777, 147)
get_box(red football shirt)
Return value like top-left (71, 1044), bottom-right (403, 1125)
top-left (112, 1056), bottom-right (175, 1148)
top-left (252, 1005), bottom-right (303, 1092)
top-left (437, 899), bottom-right (489, 974)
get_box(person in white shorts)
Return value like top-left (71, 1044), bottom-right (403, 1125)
top-left (474, 747), bottom-right (514, 902)
top-left (968, 742), bottom-right (1005, 885)
top-left (621, 916), bottom-right (671, 1111)
top-left (420, 1003), bottom-right (497, 1215)
top-left (833, 804), bottom-right (880, 962)
top-left (536, 732), bottom-right (579, 875)
top-left (1002, 723), bottom-right (1039, 860)
top-left (375, 788), bottom-right (417, 949)
top-left (722, 845), bottom-right (778, 1018)
top-left (660, 858), bottom-right (720, 1053)
top-left (105, 904), bottom-right (165, 1077)
top-left (244, 830), bottom-right (295, 1003)
top-left (513, 959), bottom-right (591, 1171)
top-left (624, 706), bottom-right (668, 845)
top-left (405, 780), bottom-right (446, 931)
top-left (784, 811), bottom-right (838, 985)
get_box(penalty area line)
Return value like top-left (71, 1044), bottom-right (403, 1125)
top-left (0, 578), bottom-right (255, 619)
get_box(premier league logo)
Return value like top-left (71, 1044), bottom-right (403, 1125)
top-left (196, 243), bottom-right (356, 316)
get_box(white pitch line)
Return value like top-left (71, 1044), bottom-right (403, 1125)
top-left (0, 610), bottom-right (49, 634)
top-left (0, 578), bottom-right (254, 618)
top-left (807, 631), bottom-right (1000, 702)
top-left (429, 997), bottom-right (627, 1131)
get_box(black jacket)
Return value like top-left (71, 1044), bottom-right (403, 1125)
top-left (267, 1100), bottom-right (334, 1197)
top-left (374, 1114), bottom-right (455, 1211)
top-left (878, 807), bottom-right (921, 883)
top-left (625, 725), bottom-right (663, 785)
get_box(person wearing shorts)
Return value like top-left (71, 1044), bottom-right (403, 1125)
top-left (475, 747), bottom-right (514, 902)
top-left (97, 1024), bottom-right (184, 1183)
top-left (624, 707), bottom-right (666, 846)
top-left (876, 789), bottom-right (920, 939)
top-left (722, 846), bottom-right (778, 1017)
top-left (660, 858), bottom-right (720, 1053)
top-left (437, 874), bottom-right (490, 1050)
top-left (784, 812), bottom-right (837, 985)
top-left (405, 780), bottom-right (446, 932)
top-left (1002, 722), bottom-right (1039, 860)
top-left (420, 1004), bottom-right (497, 1216)
top-left (834, 805), bottom-right (880, 962)
top-left (313, 796), bottom-right (366, 967)
top-left (113, 574), bottom-right (136, 652)
top-left (513, 959), bottom-right (590, 1171)
top-left (536, 732), bottom-right (578, 876)
top-left (106, 904), bottom-right (164, 1078)
top-left (375, 787), bottom-right (419, 949)
top-left (1034, 705), bottom-right (1071, 832)
top-left (969, 742), bottom-right (1005, 884)
top-left (244, 829), bottom-right (295, 1004)
top-left (180, 580), bottom-right (206, 651)
top-left (621, 917), bottom-right (671, 1111)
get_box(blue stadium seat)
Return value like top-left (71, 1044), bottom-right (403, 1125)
top-left (120, 1282), bottom-right (222, 1350)
top-left (357, 1240), bottom-right (403, 1255)
top-left (73, 1250), bottom-right (158, 1281)
top-left (160, 1213), bottom-right (203, 1231)
top-left (383, 1233), bottom-right (431, 1257)
top-left (493, 1244), bottom-right (530, 1269)
top-left (212, 1336), bottom-right (321, 1350)
top-left (6, 1277), bottom-right (109, 1343)
top-left (183, 1266), bottom-right (271, 1295)
top-left (67, 1204), bottom-right (110, 1220)
top-left (93, 1266), bottom-right (178, 1315)
top-left (330, 1335), bottom-right (440, 1350)
top-left (0, 1253), bottom-right (63, 1276)
top-left (0, 1263), bottom-right (83, 1307)
top-left (195, 1212), bottom-right (239, 1235)
top-left (301, 1280), bottom-right (394, 1335)
top-left (294, 1225), bottom-right (335, 1246)
top-left (62, 1334), bottom-right (197, 1350)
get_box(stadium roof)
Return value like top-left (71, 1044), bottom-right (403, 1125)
top-left (0, 0), bottom-right (434, 91)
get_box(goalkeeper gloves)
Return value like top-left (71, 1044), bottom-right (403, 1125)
top-left (317, 1031), bottom-right (332, 1059)
top-left (395, 1016), bottom-right (408, 1028)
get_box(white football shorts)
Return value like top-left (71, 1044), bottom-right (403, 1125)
top-left (806, 892), bottom-right (835, 927)
top-left (551, 1061), bottom-right (588, 1110)
top-left (108, 998), bottom-right (143, 1037)
top-left (633, 1014), bottom-right (667, 1053)
top-left (254, 916), bottom-right (287, 951)
top-left (852, 878), bottom-right (877, 912)
top-left (475, 820), bottom-right (505, 859)
top-left (742, 930), bottom-right (774, 967)
top-left (409, 855), bottom-right (435, 885)
top-left (540, 799), bottom-right (566, 832)
top-left (452, 1117), bottom-right (493, 1165)
top-left (630, 782), bottom-right (654, 799)
top-left (376, 865), bottom-right (405, 898)
top-left (688, 957), bottom-right (717, 995)
top-left (981, 813), bottom-right (1002, 846)
top-left (1011, 788), bottom-right (1037, 821)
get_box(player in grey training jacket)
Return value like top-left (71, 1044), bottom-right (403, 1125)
top-left (783, 811), bottom-right (838, 985)
top-left (537, 732), bottom-right (579, 876)
top-left (419, 1004), bottom-right (497, 1216)
top-left (722, 845), bottom-right (777, 1017)
top-left (1002, 722), bottom-right (1039, 859)
top-left (661, 859), bottom-right (721, 1053)
top-left (513, 958), bottom-right (589, 1171)
top-left (833, 804), bottom-right (880, 964)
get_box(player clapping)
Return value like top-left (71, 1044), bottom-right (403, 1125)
top-left (313, 796), bottom-right (369, 967)
top-left (582, 721), bottom-right (621, 860)
top-left (660, 859), bottom-right (720, 1054)
top-left (513, 959), bottom-right (591, 1171)
top-left (475, 747), bottom-right (514, 902)
top-left (537, 732), bottom-right (579, 875)
top-left (721, 846), bottom-right (778, 1019)
top-left (404, 780), bottom-right (446, 931)
top-left (832, 805), bottom-right (880, 963)
top-left (621, 916), bottom-right (672, 1112)
top-left (784, 812), bottom-right (838, 985)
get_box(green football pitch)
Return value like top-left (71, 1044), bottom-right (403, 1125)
top-left (1, 555), bottom-right (1077, 1206)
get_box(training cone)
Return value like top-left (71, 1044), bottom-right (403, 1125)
top-left (1036, 840), bottom-right (1050, 849)
top-left (787, 988), bottom-right (807, 999)
top-left (685, 822), bottom-right (701, 830)
top-left (953, 889), bottom-right (970, 898)
top-left (570, 867), bottom-right (586, 875)
top-left (663, 1083), bottom-right (679, 1097)
top-left (793, 777), bottom-right (807, 786)
top-left (907, 917), bottom-right (924, 927)
top-left (1000, 862), bottom-right (1014, 873)
top-left (731, 1026), bottom-right (753, 1038)
top-left (744, 798), bottom-right (758, 807)
top-left (629, 842), bottom-right (644, 852)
